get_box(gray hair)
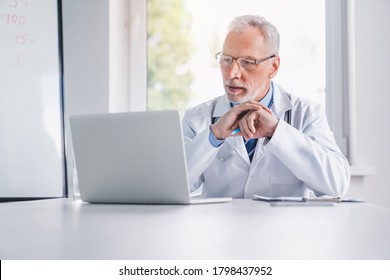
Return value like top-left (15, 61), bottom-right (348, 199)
top-left (228, 15), bottom-right (280, 55)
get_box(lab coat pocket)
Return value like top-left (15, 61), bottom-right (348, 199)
top-left (270, 156), bottom-right (300, 184)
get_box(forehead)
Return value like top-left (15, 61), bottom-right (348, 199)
top-left (222, 27), bottom-right (268, 57)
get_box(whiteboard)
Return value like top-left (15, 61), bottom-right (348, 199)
top-left (0, 0), bottom-right (64, 198)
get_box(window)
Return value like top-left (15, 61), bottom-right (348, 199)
top-left (129, 0), bottom-right (349, 158)
top-left (147, 0), bottom-right (325, 115)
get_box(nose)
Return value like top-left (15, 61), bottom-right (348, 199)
top-left (224, 59), bottom-right (241, 80)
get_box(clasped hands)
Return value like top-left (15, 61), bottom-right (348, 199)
top-left (211, 101), bottom-right (279, 140)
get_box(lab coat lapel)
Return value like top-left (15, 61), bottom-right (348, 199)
top-left (250, 138), bottom-right (267, 171)
top-left (271, 83), bottom-right (293, 119)
top-left (212, 94), bottom-right (231, 118)
top-left (225, 136), bottom-right (251, 166)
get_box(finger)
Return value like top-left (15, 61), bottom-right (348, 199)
top-left (260, 104), bottom-right (273, 114)
top-left (246, 111), bottom-right (257, 134)
top-left (243, 111), bottom-right (259, 139)
top-left (238, 116), bottom-right (253, 139)
top-left (233, 104), bottom-right (261, 127)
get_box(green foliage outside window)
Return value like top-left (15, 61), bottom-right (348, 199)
top-left (148, 0), bottom-right (193, 112)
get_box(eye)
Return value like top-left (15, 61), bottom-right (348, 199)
top-left (240, 59), bottom-right (256, 67)
top-left (220, 56), bottom-right (232, 64)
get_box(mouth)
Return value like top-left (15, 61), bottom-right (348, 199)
top-left (225, 84), bottom-right (246, 95)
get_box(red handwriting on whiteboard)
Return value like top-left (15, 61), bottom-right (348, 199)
top-left (14, 52), bottom-right (25, 66)
top-left (1, 13), bottom-right (27, 25)
top-left (13, 34), bottom-right (34, 45)
top-left (8, 0), bottom-right (18, 8)
top-left (7, 0), bottom-right (31, 8)
top-left (2, 0), bottom-right (34, 66)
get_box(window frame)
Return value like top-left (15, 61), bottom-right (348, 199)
top-left (128, 0), bottom-right (148, 111)
top-left (325, 0), bottom-right (349, 159)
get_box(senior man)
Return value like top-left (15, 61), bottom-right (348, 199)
top-left (182, 15), bottom-right (350, 199)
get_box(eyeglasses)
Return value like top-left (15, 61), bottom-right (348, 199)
top-left (215, 52), bottom-right (276, 70)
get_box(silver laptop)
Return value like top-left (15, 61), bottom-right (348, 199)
top-left (70, 110), bottom-right (232, 204)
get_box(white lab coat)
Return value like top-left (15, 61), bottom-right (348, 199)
top-left (182, 83), bottom-right (350, 198)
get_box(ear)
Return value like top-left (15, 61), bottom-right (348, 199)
top-left (268, 56), bottom-right (280, 79)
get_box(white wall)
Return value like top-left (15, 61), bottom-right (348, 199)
top-left (62, 0), bottom-right (110, 196)
top-left (345, 0), bottom-right (390, 208)
top-left (62, 0), bottom-right (390, 208)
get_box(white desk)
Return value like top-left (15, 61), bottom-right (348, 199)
top-left (1, 198), bottom-right (389, 259)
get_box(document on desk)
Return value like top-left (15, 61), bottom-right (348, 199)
top-left (252, 195), bottom-right (364, 206)
top-left (252, 195), bottom-right (334, 206)
top-left (253, 195), bottom-right (303, 202)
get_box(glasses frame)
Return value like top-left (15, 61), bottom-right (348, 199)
top-left (215, 51), bottom-right (276, 70)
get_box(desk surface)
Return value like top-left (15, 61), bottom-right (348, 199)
top-left (1, 198), bottom-right (390, 260)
